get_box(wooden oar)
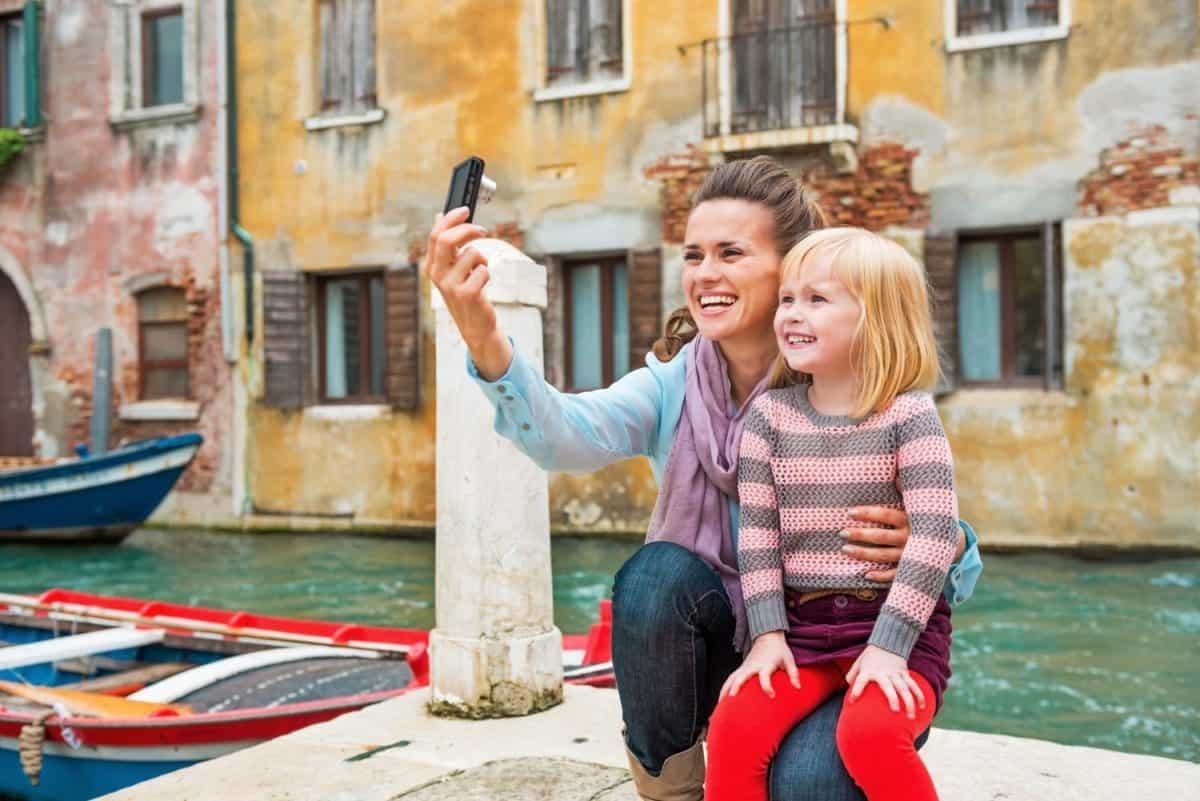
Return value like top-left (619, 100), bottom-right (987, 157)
top-left (0, 593), bottom-right (412, 655)
top-left (0, 680), bottom-right (191, 718)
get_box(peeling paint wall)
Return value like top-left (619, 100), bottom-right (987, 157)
top-left (0, 1), bottom-right (232, 512)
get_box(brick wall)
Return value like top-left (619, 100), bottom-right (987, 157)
top-left (1078, 125), bottom-right (1200, 216)
top-left (802, 143), bottom-right (930, 230)
top-left (643, 142), bottom-right (931, 243)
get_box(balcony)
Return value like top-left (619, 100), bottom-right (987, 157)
top-left (699, 14), bottom-right (857, 156)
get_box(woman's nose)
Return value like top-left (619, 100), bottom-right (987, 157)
top-left (694, 255), bottom-right (721, 282)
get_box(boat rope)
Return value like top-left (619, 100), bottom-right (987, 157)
top-left (18, 710), bottom-right (54, 786)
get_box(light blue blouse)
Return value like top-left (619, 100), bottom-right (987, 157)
top-left (469, 342), bottom-right (982, 605)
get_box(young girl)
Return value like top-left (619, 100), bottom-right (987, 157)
top-left (705, 227), bottom-right (960, 801)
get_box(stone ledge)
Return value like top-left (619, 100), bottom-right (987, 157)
top-left (118, 400), bottom-right (200, 422)
top-left (97, 686), bottom-right (1200, 801)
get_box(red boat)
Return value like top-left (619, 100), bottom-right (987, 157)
top-left (0, 589), bottom-right (614, 801)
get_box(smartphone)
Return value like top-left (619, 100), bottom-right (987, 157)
top-left (443, 156), bottom-right (496, 223)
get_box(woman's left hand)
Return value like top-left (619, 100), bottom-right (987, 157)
top-left (842, 506), bottom-right (966, 582)
top-left (845, 645), bottom-right (925, 720)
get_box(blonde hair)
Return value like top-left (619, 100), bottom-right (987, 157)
top-left (768, 228), bottom-right (941, 417)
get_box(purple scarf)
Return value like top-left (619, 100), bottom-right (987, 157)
top-left (646, 336), bottom-right (768, 652)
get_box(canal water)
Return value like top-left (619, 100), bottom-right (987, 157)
top-left (1, 530), bottom-right (1196, 763)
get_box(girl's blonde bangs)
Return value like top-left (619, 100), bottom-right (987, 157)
top-left (775, 228), bottom-right (942, 415)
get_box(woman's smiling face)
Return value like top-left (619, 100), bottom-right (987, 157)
top-left (682, 199), bottom-right (782, 345)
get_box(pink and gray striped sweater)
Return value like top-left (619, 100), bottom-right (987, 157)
top-left (737, 385), bottom-right (960, 660)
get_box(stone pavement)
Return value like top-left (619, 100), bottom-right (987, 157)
top-left (99, 685), bottom-right (1200, 801)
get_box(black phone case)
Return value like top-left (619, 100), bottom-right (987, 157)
top-left (444, 156), bottom-right (486, 222)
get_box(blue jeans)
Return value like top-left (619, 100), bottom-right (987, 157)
top-left (612, 541), bottom-right (929, 801)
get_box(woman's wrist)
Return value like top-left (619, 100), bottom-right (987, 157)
top-left (469, 329), bottom-right (515, 382)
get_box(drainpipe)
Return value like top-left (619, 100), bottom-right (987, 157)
top-left (226, 0), bottom-right (254, 345)
top-left (225, 0), bottom-right (254, 518)
top-left (23, 1), bottom-right (41, 128)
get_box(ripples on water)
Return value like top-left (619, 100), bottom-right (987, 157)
top-left (0, 531), bottom-right (1196, 762)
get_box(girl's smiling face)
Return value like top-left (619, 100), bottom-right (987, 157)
top-left (682, 199), bottom-right (782, 346)
top-left (774, 253), bottom-right (861, 378)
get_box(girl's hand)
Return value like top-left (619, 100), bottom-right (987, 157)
top-left (719, 631), bottom-right (800, 700)
top-left (422, 208), bottom-right (513, 380)
top-left (845, 645), bottom-right (926, 719)
top-left (841, 507), bottom-right (965, 583)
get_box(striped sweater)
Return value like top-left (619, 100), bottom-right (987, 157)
top-left (737, 384), bottom-right (960, 660)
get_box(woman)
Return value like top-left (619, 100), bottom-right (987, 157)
top-left (423, 157), bottom-right (982, 801)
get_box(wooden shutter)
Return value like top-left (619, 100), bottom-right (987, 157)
top-left (545, 0), bottom-right (572, 84)
top-left (1043, 221), bottom-right (1063, 390)
top-left (924, 234), bottom-right (958, 395)
top-left (352, 0), bottom-right (376, 108)
top-left (262, 271), bottom-right (310, 410)
top-left (541, 255), bottom-right (564, 388)
top-left (627, 248), bottom-right (662, 370)
top-left (598, 0), bottom-right (622, 70)
top-left (384, 263), bottom-right (421, 410)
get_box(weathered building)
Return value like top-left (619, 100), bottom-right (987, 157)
top-left (230, 0), bottom-right (1196, 547)
top-left (0, 0), bottom-right (235, 518)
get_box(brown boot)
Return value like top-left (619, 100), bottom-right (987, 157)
top-left (625, 740), bottom-right (705, 801)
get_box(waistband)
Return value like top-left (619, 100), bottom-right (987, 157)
top-left (786, 588), bottom-right (881, 607)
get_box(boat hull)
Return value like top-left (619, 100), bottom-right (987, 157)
top-left (0, 694), bottom-right (385, 801)
top-left (0, 434), bottom-right (201, 544)
top-left (0, 590), bottom-right (614, 801)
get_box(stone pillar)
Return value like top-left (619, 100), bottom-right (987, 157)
top-left (429, 239), bottom-right (563, 718)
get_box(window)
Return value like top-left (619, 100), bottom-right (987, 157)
top-left (955, 0), bottom-right (1058, 36)
top-left (946, 0), bottom-right (1070, 51)
top-left (957, 228), bottom-right (1062, 387)
top-left (141, 7), bottom-right (184, 108)
top-left (317, 272), bottom-right (385, 402)
top-left (0, 13), bottom-right (23, 128)
top-left (563, 257), bottom-right (629, 391)
top-left (544, 0), bottom-right (624, 90)
top-left (729, 0), bottom-right (837, 133)
top-left (109, 1), bottom-right (197, 129)
top-left (318, 0), bottom-right (376, 114)
top-left (138, 287), bottom-right (190, 400)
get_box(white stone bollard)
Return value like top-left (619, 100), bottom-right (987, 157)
top-left (428, 239), bottom-right (563, 718)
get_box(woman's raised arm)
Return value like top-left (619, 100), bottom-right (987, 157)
top-left (424, 210), bottom-right (666, 474)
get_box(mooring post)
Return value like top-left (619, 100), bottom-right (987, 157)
top-left (428, 239), bottom-right (563, 718)
top-left (91, 327), bottom-right (112, 454)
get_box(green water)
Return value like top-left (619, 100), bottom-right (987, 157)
top-left (1, 530), bottom-right (1196, 762)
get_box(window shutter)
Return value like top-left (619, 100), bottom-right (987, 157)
top-left (352, 0), bottom-right (376, 108)
top-left (318, 0), bottom-right (338, 109)
top-left (924, 234), bottom-right (959, 395)
top-left (540, 255), bottom-right (564, 388)
top-left (262, 271), bottom-right (311, 410)
top-left (384, 263), bottom-right (421, 410)
top-left (22, 1), bottom-right (41, 128)
top-left (545, 0), bottom-right (571, 84)
top-left (627, 248), bottom-right (662, 370)
top-left (587, 0), bottom-right (621, 72)
top-left (1043, 221), bottom-right (1063, 390)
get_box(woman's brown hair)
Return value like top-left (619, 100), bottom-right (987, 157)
top-left (652, 156), bottom-right (828, 361)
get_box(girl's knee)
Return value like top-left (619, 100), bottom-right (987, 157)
top-left (836, 692), bottom-right (916, 764)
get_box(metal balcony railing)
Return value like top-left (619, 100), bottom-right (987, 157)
top-left (700, 16), bottom-right (839, 139)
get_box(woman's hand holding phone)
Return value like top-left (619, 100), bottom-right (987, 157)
top-left (422, 207), bottom-right (514, 381)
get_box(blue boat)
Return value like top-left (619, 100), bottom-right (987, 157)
top-left (0, 434), bottom-right (203, 544)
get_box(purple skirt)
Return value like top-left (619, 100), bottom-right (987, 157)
top-left (784, 590), bottom-right (953, 710)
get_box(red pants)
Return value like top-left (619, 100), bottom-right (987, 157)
top-left (705, 658), bottom-right (938, 801)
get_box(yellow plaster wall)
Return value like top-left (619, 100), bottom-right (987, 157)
top-left (238, 1), bottom-right (1199, 545)
top-left (237, 1), bottom-right (715, 527)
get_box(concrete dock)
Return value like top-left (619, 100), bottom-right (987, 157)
top-left (99, 685), bottom-right (1199, 801)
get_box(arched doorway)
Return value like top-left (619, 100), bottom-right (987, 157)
top-left (0, 268), bottom-right (34, 455)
